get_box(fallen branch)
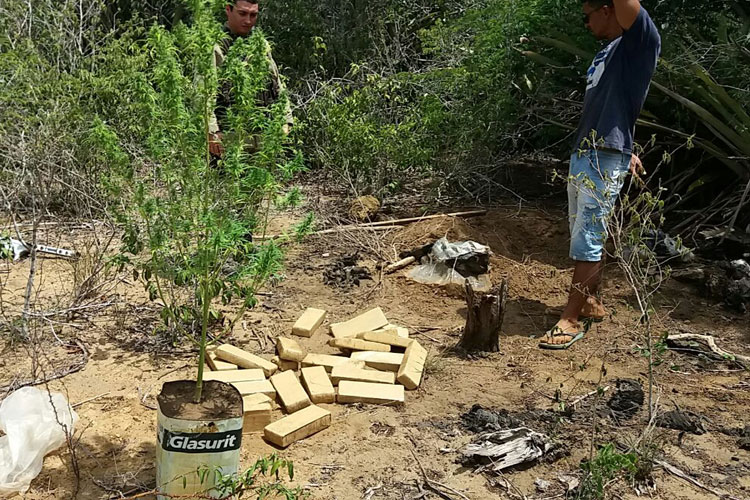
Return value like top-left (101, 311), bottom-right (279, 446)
top-left (255, 225), bottom-right (393, 240)
top-left (362, 483), bottom-right (383, 500)
top-left (383, 256), bottom-right (416, 274)
top-left (571, 386), bottom-right (610, 407)
top-left (72, 391), bottom-right (111, 408)
top-left (257, 210), bottom-right (488, 240)
top-left (358, 209), bottom-right (487, 228)
top-left (409, 446), bottom-right (469, 500)
top-left (0, 339), bottom-right (89, 396)
top-left (657, 460), bottom-right (741, 500)
top-left (462, 427), bottom-right (554, 472)
top-left (666, 334), bottom-right (749, 368)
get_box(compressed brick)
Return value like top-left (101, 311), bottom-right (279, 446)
top-left (360, 331), bottom-right (413, 349)
top-left (242, 393), bottom-right (273, 409)
top-left (337, 381), bottom-right (405, 405)
top-left (350, 351), bottom-right (404, 372)
top-left (264, 404), bottom-right (331, 448)
top-left (301, 353), bottom-right (366, 372)
top-left (272, 356), bottom-right (300, 372)
top-left (203, 369), bottom-right (266, 384)
top-left (270, 370), bottom-right (311, 413)
top-left (372, 325), bottom-right (409, 338)
top-left (206, 350), bottom-right (238, 371)
top-left (232, 380), bottom-right (276, 398)
top-left (397, 340), bottom-right (427, 390)
top-left (242, 403), bottom-right (273, 434)
top-left (329, 337), bottom-right (391, 352)
top-left (292, 308), bottom-right (327, 337)
top-left (330, 364), bottom-right (395, 385)
top-left (330, 307), bottom-right (388, 339)
top-left (300, 366), bottom-right (336, 404)
top-left (215, 344), bottom-right (277, 377)
top-left (277, 337), bottom-right (306, 362)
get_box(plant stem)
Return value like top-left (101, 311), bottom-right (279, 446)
top-left (645, 317), bottom-right (653, 421)
top-left (194, 87), bottom-right (214, 405)
top-left (194, 278), bottom-right (210, 403)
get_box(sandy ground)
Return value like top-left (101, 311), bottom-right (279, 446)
top-left (1, 194), bottom-right (749, 500)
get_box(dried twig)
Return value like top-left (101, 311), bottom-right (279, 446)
top-left (657, 460), bottom-right (742, 500)
top-left (0, 339), bottom-right (89, 396)
top-left (383, 255), bottom-right (416, 274)
top-left (408, 445), bottom-right (469, 500)
top-left (570, 386), bottom-right (610, 407)
top-left (362, 483), bottom-right (383, 500)
top-left (72, 391), bottom-right (111, 408)
top-left (667, 334), bottom-right (749, 368)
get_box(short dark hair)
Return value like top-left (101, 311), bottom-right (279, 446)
top-left (582, 0), bottom-right (614, 6)
top-left (227, 0), bottom-right (258, 9)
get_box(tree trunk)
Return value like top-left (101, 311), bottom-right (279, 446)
top-left (458, 279), bottom-right (508, 352)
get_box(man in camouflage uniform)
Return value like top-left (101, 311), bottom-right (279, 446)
top-left (208, 0), bottom-right (293, 156)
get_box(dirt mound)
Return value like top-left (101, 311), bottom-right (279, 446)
top-left (388, 213), bottom-right (572, 306)
top-left (389, 216), bottom-right (481, 251)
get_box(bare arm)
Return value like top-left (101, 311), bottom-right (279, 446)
top-left (613, 0), bottom-right (641, 30)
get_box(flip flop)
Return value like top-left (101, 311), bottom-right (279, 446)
top-left (538, 331), bottom-right (585, 350)
top-left (544, 308), bottom-right (605, 323)
top-left (581, 314), bottom-right (605, 323)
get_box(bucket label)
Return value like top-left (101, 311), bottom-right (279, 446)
top-left (161, 428), bottom-right (242, 454)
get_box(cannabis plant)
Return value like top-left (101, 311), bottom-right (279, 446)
top-left (91, 0), bottom-right (300, 402)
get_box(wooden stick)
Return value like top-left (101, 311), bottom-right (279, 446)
top-left (254, 225), bottom-right (393, 240)
top-left (384, 256), bottom-right (416, 274)
top-left (257, 210), bottom-right (488, 241)
top-left (357, 209), bottom-right (487, 227)
top-left (571, 386), bottom-right (610, 407)
top-left (305, 225), bottom-right (394, 236)
top-left (657, 460), bottom-right (741, 500)
top-left (409, 445), bottom-right (469, 500)
top-left (72, 392), bottom-right (111, 408)
top-left (667, 334), bottom-right (750, 368)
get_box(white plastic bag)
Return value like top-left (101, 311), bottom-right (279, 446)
top-left (0, 387), bottom-right (78, 494)
top-left (408, 237), bottom-right (491, 285)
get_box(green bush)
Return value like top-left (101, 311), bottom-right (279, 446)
top-left (88, 0), bottom-right (300, 400)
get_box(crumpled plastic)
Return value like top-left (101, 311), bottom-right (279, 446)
top-left (0, 387), bottom-right (79, 494)
top-left (408, 237), bottom-right (491, 289)
top-left (0, 238), bottom-right (29, 261)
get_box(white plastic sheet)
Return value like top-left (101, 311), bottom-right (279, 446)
top-left (408, 237), bottom-right (491, 286)
top-left (0, 387), bottom-right (78, 494)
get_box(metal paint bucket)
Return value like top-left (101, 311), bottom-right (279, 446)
top-left (156, 380), bottom-right (243, 499)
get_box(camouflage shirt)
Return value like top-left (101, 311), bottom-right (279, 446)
top-left (208, 26), bottom-right (293, 135)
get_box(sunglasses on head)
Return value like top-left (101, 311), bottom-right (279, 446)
top-left (583, 5), bottom-right (605, 24)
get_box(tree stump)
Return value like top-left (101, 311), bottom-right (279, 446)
top-left (458, 279), bottom-right (508, 352)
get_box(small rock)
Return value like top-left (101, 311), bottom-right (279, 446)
top-left (558, 474), bottom-right (580, 492)
top-left (535, 478), bottom-right (551, 492)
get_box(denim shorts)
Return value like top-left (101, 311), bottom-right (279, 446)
top-left (568, 149), bottom-right (631, 262)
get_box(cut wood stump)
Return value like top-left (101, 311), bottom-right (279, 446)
top-left (458, 279), bottom-right (508, 352)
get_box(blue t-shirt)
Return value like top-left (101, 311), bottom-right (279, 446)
top-left (573, 8), bottom-right (661, 154)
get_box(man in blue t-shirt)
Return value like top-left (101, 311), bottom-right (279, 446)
top-left (539, 0), bottom-right (661, 349)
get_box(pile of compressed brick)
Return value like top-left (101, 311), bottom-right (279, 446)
top-left (203, 307), bottom-right (426, 448)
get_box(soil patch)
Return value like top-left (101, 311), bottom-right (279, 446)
top-left (656, 409), bottom-right (707, 435)
top-left (605, 378), bottom-right (644, 420)
top-left (322, 253), bottom-right (372, 288)
top-left (157, 380), bottom-right (243, 420)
